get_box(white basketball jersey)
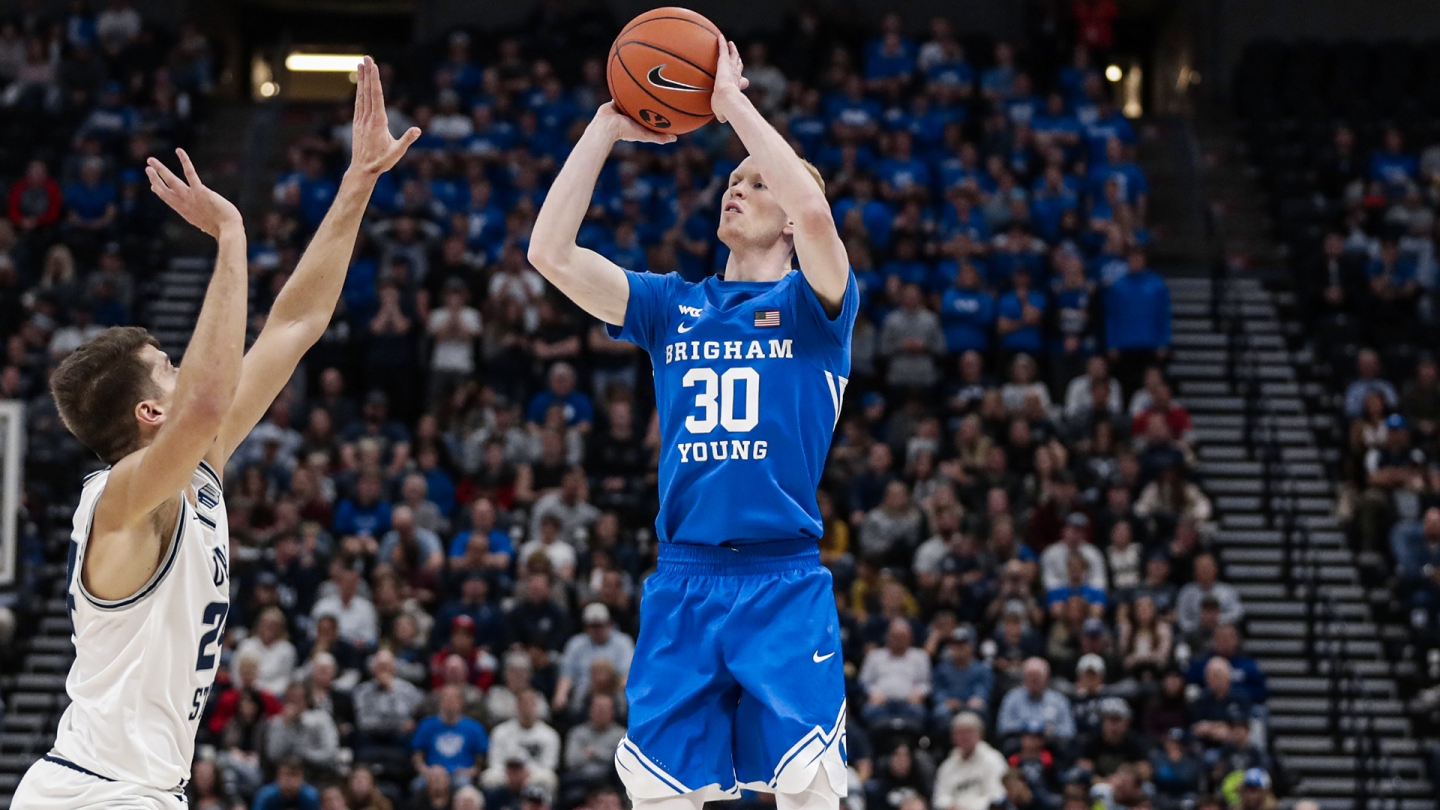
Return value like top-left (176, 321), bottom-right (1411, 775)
top-left (49, 460), bottom-right (230, 793)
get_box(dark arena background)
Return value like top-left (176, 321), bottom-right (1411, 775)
top-left (1, 0), bottom-right (1439, 808)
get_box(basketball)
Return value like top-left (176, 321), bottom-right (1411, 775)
top-left (607, 7), bottom-right (723, 135)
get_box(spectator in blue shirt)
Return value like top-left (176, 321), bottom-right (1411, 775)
top-left (981, 42), bottom-right (1018, 101)
top-left (1104, 247), bottom-right (1172, 394)
top-left (864, 16), bottom-right (917, 92)
top-left (882, 238), bottom-right (934, 292)
top-left (1004, 73), bottom-right (1043, 127)
top-left (827, 75), bottom-right (883, 142)
top-left (437, 30), bottom-right (483, 99)
top-left (252, 759), bottom-right (321, 810)
top-left (1058, 44), bottom-right (1101, 106)
top-left (1370, 127), bottom-right (1419, 196)
top-left (941, 262), bottom-right (995, 354)
top-left (1084, 100), bottom-right (1137, 166)
top-left (599, 220), bottom-right (646, 273)
top-left (833, 175), bottom-right (895, 251)
top-left (997, 267), bottom-right (1048, 354)
top-left (997, 657), bottom-right (1077, 742)
top-left (789, 87), bottom-right (828, 159)
top-left (1031, 167), bottom-right (1081, 243)
top-left (931, 626), bottom-right (994, 735)
top-left (527, 362), bottom-right (594, 430)
top-left (1185, 623), bottom-right (1268, 705)
top-left (1367, 237), bottom-right (1420, 308)
top-left (412, 685), bottom-right (490, 784)
top-left (877, 131), bottom-right (931, 201)
top-left (334, 471), bottom-right (393, 539)
top-left (1090, 138), bottom-right (1150, 217)
top-left (1032, 93), bottom-right (1083, 152)
top-left (297, 152), bottom-right (339, 230)
top-left (1343, 349), bottom-right (1399, 419)
top-left (63, 156), bottom-right (116, 234)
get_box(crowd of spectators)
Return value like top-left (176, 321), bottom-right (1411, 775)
top-left (3, 4), bottom-right (1276, 810)
top-left (0, 0), bottom-right (208, 514)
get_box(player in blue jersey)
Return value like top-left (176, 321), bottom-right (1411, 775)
top-left (529, 35), bottom-right (856, 810)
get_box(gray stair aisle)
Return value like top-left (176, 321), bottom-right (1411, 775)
top-left (147, 255), bottom-right (214, 359)
top-left (1169, 277), bottom-right (1431, 810)
top-left (0, 595), bottom-right (73, 807)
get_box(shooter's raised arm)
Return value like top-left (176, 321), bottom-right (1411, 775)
top-left (709, 36), bottom-right (849, 313)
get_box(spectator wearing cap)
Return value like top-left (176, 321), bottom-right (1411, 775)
top-left (1211, 714), bottom-right (1275, 801)
top-left (1229, 768), bottom-right (1276, 810)
top-left (1062, 647), bottom-right (1128, 735)
top-left (553, 603), bottom-right (634, 718)
top-left (433, 573), bottom-right (508, 651)
top-left (1039, 513), bottom-right (1107, 593)
top-left (1149, 727), bottom-right (1203, 806)
top-left (1005, 719), bottom-right (1059, 804)
top-left (1175, 554), bottom-right (1243, 635)
top-left (412, 684), bottom-right (489, 788)
top-left (997, 658), bottom-right (1076, 743)
top-left (860, 617), bottom-right (932, 728)
top-left (483, 689), bottom-right (560, 791)
top-left (932, 626), bottom-right (994, 734)
top-left (1074, 697), bottom-right (1148, 777)
top-left (311, 559), bottom-right (379, 648)
top-left (1186, 623), bottom-right (1268, 705)
top-left (429, 614), bottom-right (497, 690)
top-left (1359, 412), bottom-right (1428, 551)
top-left (933, 712), bottom-right (1007, 810)
top-left (1190, 658), bottom-right (1252, 747)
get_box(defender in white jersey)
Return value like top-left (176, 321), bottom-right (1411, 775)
top-left (15, 57), bottom-right (418, 809)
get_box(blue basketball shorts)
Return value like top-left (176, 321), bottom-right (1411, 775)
top-left (615, 539), bottom-right (848, 801)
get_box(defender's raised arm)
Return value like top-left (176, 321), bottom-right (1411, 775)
top-left (107, 149), bottom-right (246, 527)
top-left (528, 102), bottom-right (674, 326)
top-left (211, 55), bottom-right (420, 463)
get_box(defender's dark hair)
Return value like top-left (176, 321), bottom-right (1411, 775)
top-left (50, 326), bottom-right (161, 464)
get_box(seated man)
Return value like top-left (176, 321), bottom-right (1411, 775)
top-left (996, 657), bottom-right (1076, 748)
top-left (860, 618), bottom-right (932, 729)
top-left (1189, 658), bottom-right (1252, 749)
top-left (931, 626), bottom-right (993, 735)
top-left (412, 684), bottom-right (490, 788)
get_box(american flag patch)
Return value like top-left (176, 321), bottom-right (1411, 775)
top-left (754, 310), bottom-right (781, 328)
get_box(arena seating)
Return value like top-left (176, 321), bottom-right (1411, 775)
top-left (0, 5), bottom-right (1244, 810)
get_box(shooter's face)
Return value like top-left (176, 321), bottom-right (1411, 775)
top-left (718, 157), bottom-right (791, 251)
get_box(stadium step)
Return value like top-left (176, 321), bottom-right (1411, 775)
top-left (1165, 274), bottom-right (1429, 807)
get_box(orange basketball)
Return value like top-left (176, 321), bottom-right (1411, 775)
top-left (607, 7), bottom-right (723, 135)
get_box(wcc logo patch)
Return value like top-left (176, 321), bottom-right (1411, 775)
top-left (197, 485), bottom-right (220, 510)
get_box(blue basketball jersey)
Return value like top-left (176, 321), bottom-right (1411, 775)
top-left (607, 268), bottom-right (859, 547)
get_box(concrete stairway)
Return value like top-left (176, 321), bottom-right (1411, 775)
top-left (146, 255), bottom-right (214, 360)
top-left (1167, 275), bottom-right (1431, 809)
top-left (0, 591), bottom-right (73, 807)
